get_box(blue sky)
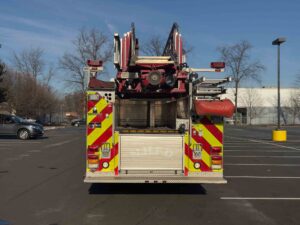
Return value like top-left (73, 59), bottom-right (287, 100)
top-left (0, 0), bottom-right (299, 91)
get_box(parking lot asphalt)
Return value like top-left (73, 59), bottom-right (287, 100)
top-left (0, 125), bottom-right (300, 225)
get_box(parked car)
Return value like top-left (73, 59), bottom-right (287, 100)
top-left (71, 119), bottom-right (86, 127)
top-left (0, 114), bottom-right (44, 140)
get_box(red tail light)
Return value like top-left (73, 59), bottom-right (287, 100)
top-left (87, 59), bottom-right (103, 67)
top-left (211, 146), bottom-right (222, 153)
top-left (88, 145), bottom-right (99, 153)
top-left (87, 146), bottom-right (99, 171)
top-left (211, 147), bottom-right (223, 170)
top-left (211, 62), bottom-right (225, 69)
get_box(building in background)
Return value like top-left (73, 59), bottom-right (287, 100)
top-left (222, 88), bottom-right (300, 125)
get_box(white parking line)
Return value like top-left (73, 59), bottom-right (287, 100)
top-left (221, 197), bottom-right (300, 200)
top-left (44, 138), bottom-right (77, 148)
top-left (0, 141), bottom-right (42, 144)
top-left (225, 176), bottom-right (300, 179)
top-left (225, 146), bottom-right (285, 149)
top-left (226, 150), bottom-right (300, 152)
top-left (225, 136), bottom-right (300, 151)
top-left (225, 146), bottom-right (276, 148)
top-left (226, 155), bottom-right (300, 158)
top-left (226, 163), bottom-right (300, 166)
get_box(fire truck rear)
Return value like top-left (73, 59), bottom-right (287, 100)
top-left (84, 23), bottom-right (234, 183)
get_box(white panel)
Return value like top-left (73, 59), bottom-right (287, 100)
top-left (120, 134), bottom-right (183, 171)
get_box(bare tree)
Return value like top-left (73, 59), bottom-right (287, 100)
top-left (217, 41), bottom-right (265, 124)
top-left (141, 35), bottom-right (193, 56)
top-left (12, 47), bottom-right (44, 79)
top-left (2, 70), bottom-right (59, 122)
top-left (64, 91), bottom-right (85, 118)
top-left (284, 90), bottom-right (300, 124)
top-left (296, 73), bottom-right (300, 86)
top-left (0, 60), bottom-right (5, 76)
top-left (0, 60), bottom-right (6, 102)
top-left (240, 88), bottom-right (264, 125)
top-left (59, 28), bottom-right (113, 93)
top-left (44, 64), bottom-right (56, 87)
top-left (141, 35), bottom-right (165, 56)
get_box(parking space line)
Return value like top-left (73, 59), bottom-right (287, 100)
top-left (225, 136), bottom-right (300, 151)
top-left (226, 155), bottom-right (300, 158)
top-left (226, 150), bottom-right (300, 152)
top-left (225, 176), bottom-right (300, 179)
top-left (221, 197), bottom-right (300, 200)
top-left (0, 142), bottom-right (42, 144)
top-left (28, 150), bottom-right (41, 153)
top-left (226, 163), bottom-right (300, 166)
top-left (225, 145), bottom-right (284, 148)
top-left (44, 138), bottom-right (78, 148)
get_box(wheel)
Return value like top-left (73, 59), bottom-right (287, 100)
top-left (17, 129), bottom-right (30, 140)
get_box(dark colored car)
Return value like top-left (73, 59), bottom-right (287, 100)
top-left (0, 114), bottom-right (44, 140)
top-left (71, 119), bottom-right (86, 127)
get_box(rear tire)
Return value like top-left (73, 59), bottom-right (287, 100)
top-left (17, 129), bottom-right (30, 140)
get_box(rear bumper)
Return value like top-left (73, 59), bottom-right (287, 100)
top-left (84, 172), bottom-right (227, 184)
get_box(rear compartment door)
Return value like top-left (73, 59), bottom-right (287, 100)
top-left (119, 134), bottom-right (184, 171)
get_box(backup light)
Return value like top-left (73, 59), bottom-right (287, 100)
top-left (194, 162), bottom-right (200, 169)
top-left (211, 155), bottom-right (223, 169)
top-left (102, 162), bottom-right (109, 169)
top-left (88, 154), bottom-right (99, 170)
top-left (88, 94), bottom-right (100, 101)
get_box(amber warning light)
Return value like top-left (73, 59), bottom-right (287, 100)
top-left (211, 62), bottom-right (225, 69)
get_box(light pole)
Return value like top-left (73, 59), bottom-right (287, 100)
top-left (272, 37), bottom-right (287, 141)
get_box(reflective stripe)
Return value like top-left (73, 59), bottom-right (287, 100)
top-left (185, 116), bottom-right (224, 174)
top-left (87, 91), bottom-right (117, 173)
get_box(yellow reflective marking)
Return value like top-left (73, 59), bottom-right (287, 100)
top-left (184, 155), bottom-right (202, 172)
top-left (88, 98), bottom-right (108, 114)
top-left (194, 123), bottom-right (222, 146)
top-left (114, 131), bottom-right (119, 145)
top-left (101, 155), bottom-right (117, 172)
top-left (184, 132), bottom-right (190, 171)
top-left (190, 135), bottom-right (211, 168)
top-left (215, 123), bottom-right (223, 134)
top-left (87, 114), bottom-right (97, 124)
top-left (114, 154), bottom-right (119, 170)
top-left (87, 114), bottom-right (112, 146)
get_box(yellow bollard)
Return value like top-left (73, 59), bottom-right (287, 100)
top-left (272, 130), bottom-right (287, 142)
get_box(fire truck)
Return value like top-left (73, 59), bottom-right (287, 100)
top-left (84, 23), bottom-right (234, 184)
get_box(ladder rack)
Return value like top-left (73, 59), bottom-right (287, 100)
top-left (193, 76), bottom-right (231, 96)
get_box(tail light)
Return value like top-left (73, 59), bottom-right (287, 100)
top-left (87, 59), bottom-right (103, 67)
top-left (211, 146), bottom-right (222, 153)
top-left (211, 62), bottom-right (225, 69)
top-left (211, 146), bottom-right (223, 170)
top-left (87, 145), bottom-right (99, 171)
